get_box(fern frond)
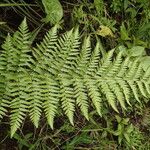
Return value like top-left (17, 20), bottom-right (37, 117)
top-left (126, 58), bottom-right (140, 79)
top-left (10, 73), bottom-right (29, 137)
top-left (33, 25), bottom-right (58, 71)
top-left (108, 80), bottom-right (126, 110)
top-left (74, 79), bottom-right (89, 120)
top-left (107, 51), bottom-right (123, 77)
top-left (127, 81), bottom-right (140, 102)
top-left (9, 18), bottom-right (32, 137)
top-left (75, 36), bottom-right (91, 75)
top-left (27, 74), bottom-right (42, 128)
top-left (60, 79), bottom-right (75, 125)
top-left (86, 42), bottom-right (101, 76)
top-left (51, 29), bottom-right (74, 73)
top-left (1, 19), bottom-right (150, 136)
top-left (143, 67), bottom-right (150, 80)
top-left (85, 79), bottom-right (102, 116)
top-left (59, 27), bottom-right (80, 74)
top-left (0, 34), bottom-right (13, 119)
top-left (117, 80), bottom-right (131, 106)
top-left (96, 49), bottom-right (114, 76)
top-left (58, 29), bottom-right (80, 75)
top-left (99, 81), bottom-right (118, 112)
top-left (42, 76), bottom-right (60, 129)
top-left (136, 81), bottom-right (147, 97)
top-left (117, 57), bottom-right (130, 77)
top-left (12, 18), bottom-right (32, 69)
top-left (143, 81), bottom-right (150, 95)
top-left (134, 65), bottom-right (143, 79)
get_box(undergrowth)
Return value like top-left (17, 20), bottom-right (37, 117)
top-left (0, 0), bottom-right (150, 149)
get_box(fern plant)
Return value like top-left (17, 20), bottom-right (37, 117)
top-left (0, 18), bottom-right (150, 137)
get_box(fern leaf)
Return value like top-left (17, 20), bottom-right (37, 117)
top-left (126, 58), bottom-right (140, 79)
top-left (107, 51), bottom-right (123, 77)
top-left (143, 81), bottom-right (150, 95)
top-left (10, 75), bottom-right (29, 137)
top-left (43, 76), bottom-right (60, 129)
top-left (99, 81), bottom-right (118, 112)
top-left (75, 36), bottom-right (91, 75)
top-left (117, 80), bottom-right (131, 106)
top-left (117, 57), bottom-right (130, 77)
top-left (85, 79), bottom-right (102, 116)
top-left (0, 34), bottom-right (13, 119)
top-left (12, 18), bottom-right (32, 69)
top-left (52, 29), bottom-right (74, 73)
top-left (74, 79), bottom-right (89, 120)
top-left (28, 74), bottom-right (42, 128)
top-left (143, 67), bottom-right (150, 80)
top-left (1, 20), bottom-right (150, 136)
top-left (86, 42), bottom-right (101, 76)
top-left (9, 18), bottom-right (32, 136)
top-left (108, 80), bottom-right (126, 110)
top-left (60, 27), bottom-right (80, 74)
top-left (134, 65), bottom-right (143, 79)
top-left (33, 25), bottom-right (58, 69)
top-left (96, 49), bottom-right (114, 76)
top-left (127, 81), bottom-right (140, 102)
top-left (60, 79), bottom-right (75, 125)
top-left (136, 81), bottom-right (147, 97)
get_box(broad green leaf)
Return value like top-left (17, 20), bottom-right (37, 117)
top-left (129, 46), bottom-right (145, 57)
top-left (120, 23), bottom-right (131, 41)
top-left (124, 133), bottom-right (130, 143)
top-left (126, 124), bottom-right (134, 133)
top-left (141, 56), bottom-right (150, 71)
top-left (118, 45), bottom-right (128, 56)
top-left (96, 25), bottom-right (115, 37)
top-left (118, 135), bottom-right (123, 144)
top-left (42, 0), bottom-right (63, 24)
top-left (115, 115), bottom-right (122, 123)
top-left (122, 118), bottom-right (130, 125)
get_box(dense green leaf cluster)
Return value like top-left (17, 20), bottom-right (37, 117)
top-left (0, 19), bottom-right (150, 137)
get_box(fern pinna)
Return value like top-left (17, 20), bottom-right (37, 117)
top-left (0, 19), bottom-right (150, 137)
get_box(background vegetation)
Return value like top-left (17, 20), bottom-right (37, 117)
top-left (0, 0), bottom-right (150, 149)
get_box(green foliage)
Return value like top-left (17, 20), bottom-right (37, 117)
top-left (117, 0), bottom-right (150, 48)
top-left (13, 133), bottom-right (33, 149)
top-left (0, 18), bottom-right (32, 137)
top-left (0, 19), bottom-right (150, 137)
top-left (0, 0), bottom-right (150, 149)
top-left (42, 0), bottom-right (63, 24)
top-left (113, 116), bottom-right (134, 145)
top-left (71, 0), bottom-right (117, 38)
